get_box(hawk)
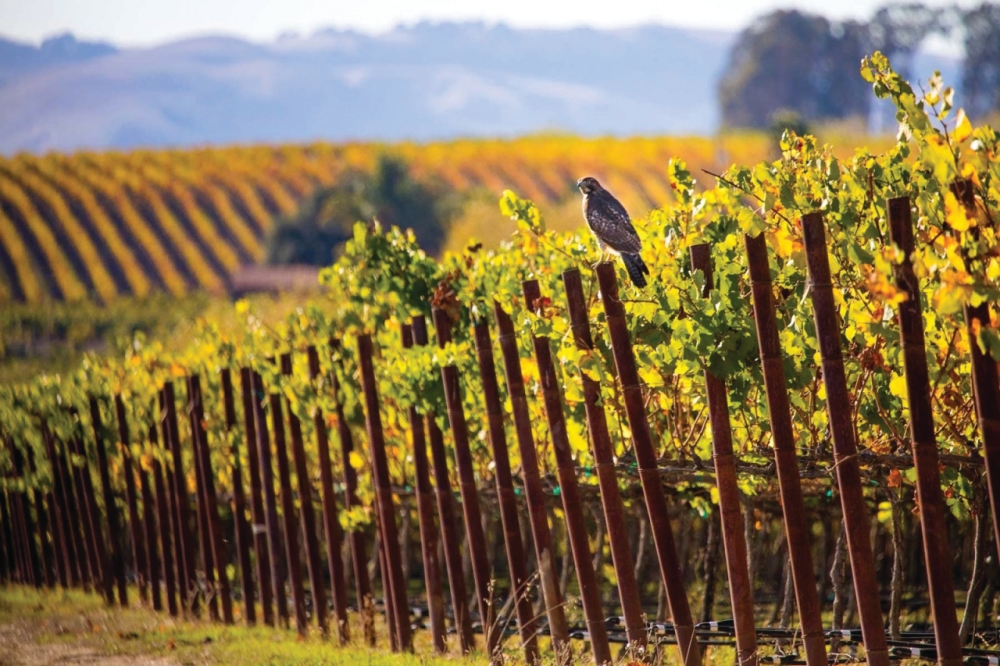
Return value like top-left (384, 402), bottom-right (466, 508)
top-left (577, 176), bottom-right (650, 288)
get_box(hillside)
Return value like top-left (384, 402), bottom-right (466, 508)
top-left (0, 25), bottom-right (736, 153)
top-left (0, 135), bottom-right (807, 303)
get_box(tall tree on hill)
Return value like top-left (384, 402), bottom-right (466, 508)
top-left (718, 10), bottom-right (871, 129)
top-left (961, 3), bottom-right (1000, 118)
top-left (868, 3), bottom-right (943, 80)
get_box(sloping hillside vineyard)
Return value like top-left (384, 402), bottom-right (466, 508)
top-left (0, 135), bottom-right (787, 303)
top-left (2, 57), bottom-right (1000, 663)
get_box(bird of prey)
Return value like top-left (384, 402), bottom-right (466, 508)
top-left (577, 176), bottom-right (650, 288)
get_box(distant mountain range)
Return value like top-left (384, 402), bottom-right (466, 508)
top-left (0, 25), bottom-right (960, 155)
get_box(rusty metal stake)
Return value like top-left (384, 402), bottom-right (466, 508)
top-left (139, 452), bottom-right (161, 611)
top-left (115, 395), bottom-right (146, 600)
top-left (222, 368), bottom-right (256, 626)
top-left (801, 212), bottom-right (889, 666)
top-left (253, 370), bottom-right (290, 626)
top-left (887, 196), bottom-right (962, 665)
top-left (326, 339), bottom-right (377, 647)
top-left (473, 318), bottom-right (542, 664)
top-left (689, 244), bottom-right (758, 665)
top-left (562, 268), bottom-right (648, 653)
top-left (8, 444), bottom-right (41, 588)
top-left (280, 353), bottom-right (328, 635)
top-left (744, 232), bottom-right (827, 666)
top-left (240, 368), bottom-right (275, 626)
top-left (357, 333), bottom-right (413, 651)
top-left (409, 320), bottom-right (476, 654)
top-left (952, 180), bottom-right (1000, 558)
top-left (23, 445), bottom-right (56, 589)
top-left (149, 422), bottom-right (177, 616)
top-left (399, 326), bottom-right (447, 654)
top-left (431, 308), bottom-right (498, 660)
top-left (307, 345), bottom-right (352, 644)
top-left (161, 382), bottom-right (200, 615)
top-left (492, 301), bottom-right (572, 663)
top-left (523, 279), bottom-right (612, 665)
top-left (595, 262), bottom-right (701, 666)
top-left (90, 397), bottom-right (128, 606)
top-left (188, 375), bottom-right (234, 624)
top-left (187, 379), bottom-right (220, 622)
top-left (267, 369), bottom-right (308, 636)
top-left (47, 426), bottom-right (87, 588)
top-left (69, 420), bottom-right (106, 593)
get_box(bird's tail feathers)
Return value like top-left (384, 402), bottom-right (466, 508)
top-left (622, 253), bottom-right (650, 288)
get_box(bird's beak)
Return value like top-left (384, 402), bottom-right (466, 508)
top-left (576, 178), bottom-right (585, 189)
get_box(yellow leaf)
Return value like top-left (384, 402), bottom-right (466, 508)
top-left (954, 108), bottom-right (973, 143)
top-left (889, 374), bottom-right (908, 400)
top-left (944, 191), bottom-right (972, 232)
top-left (348, 451), bottom-right (364, 470)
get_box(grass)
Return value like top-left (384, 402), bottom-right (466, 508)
top-left (0, 584), bottom-right (475, 665)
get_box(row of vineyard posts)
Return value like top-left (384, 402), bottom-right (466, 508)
top-left (2, 185), bottom-right (1000, 665)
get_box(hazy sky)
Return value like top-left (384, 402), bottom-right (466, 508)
top-left (1, 0), bottom-right (974, 47)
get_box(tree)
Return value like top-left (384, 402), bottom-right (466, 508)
top-left (961, 3), bottom-right (1000, 118)
top-left (718, 10), bottom-right (871, 129)
top-left (868, 3), bottom-right (943, 80)
top-left (265, 156), bottom-right (449, 266)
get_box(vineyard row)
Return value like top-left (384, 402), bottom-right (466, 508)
top-left (0, 135), bottom-right (782, 304)
top-left (2, 198), bottom-right (998, 664)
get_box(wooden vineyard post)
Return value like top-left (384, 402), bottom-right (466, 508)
top-left (56, 434), bottom-right (93, 587)
top-left (800, 212), bottom-right (889, 666)
top-left (689, 244), bottom-right (758, 665)
top-left (150, 423), bottom-right (179, 617)
top-left (70, 416), bottom-right (111, 605)
top-left (187, 380), bottom-right (220, 622)
top-left (12, 481), bottom-right (34, 587)
top-left (76, 434), bottom-right (110, 598)
top-left (408, 321), bottom-right (476, 654)
top-left (0, 489), bottom-right (13, 584)
top-left (326, 340), bottom-right (377, 647)
top-left (239, 368), bottom-right (274, 626)
top-left (4, 480), bottom-right (28, 586)
top-left (45, 425), bottom-right (86, 587)
top-left (89, 397), bottom-right (128, 606)
top-left (522, 279), bottom-right (612, 666)
top-left (67, 422), bottom-right (105, 593)
top-left (375, 519), bottom-right (399, 651)
top-left (887, 196), bottom-right (962, 665)
top-left (161, 383), bottom-right (200, 615)
top-left (431, 309), bottom-right (498, 660)
top-left (492, 302), bottom-right (572, 663)
top-left (952, 180), bottom-right (1000, 555)
top-left (280, 353), bottom-right (328, 636)
top-left (8, 444), bottom-right (42, 588)
top-left (306, 345), bottom-right (351, 644)
top-left (138, 452), bottom-right (162, 611)
top-left (23, 445), bottom-right (56, 589)
top-left (562, 268), bottom-right (648, 654)
top-left (45, 486), bottom-right (68, 589)
top-left (595, 262), bottom-right (701, 666)
top-left (221, 368), bottom-right (256, 626)
top-left (743, 232), bottom-right (827, 666)
top-left (252, 370), bottom-right (289, 626)
top-left (41, 425), bottom-right (76, 587)
top-left (188, 375), bottom-right (234, 624)
top-left (266, 368), bottom-right (308, 636)
top-left (357, 334), bottom-right (413, 652)
top-left (398, 327), bottom-right (447, 654)
top-left (116, 395), bottom-right (147, 604)
top-left (472, 319), bottom-right (541, 664)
